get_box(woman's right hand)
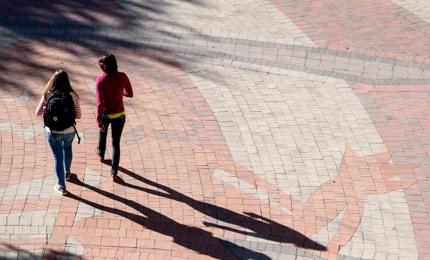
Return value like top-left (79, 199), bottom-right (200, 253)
top-left (97, 114), bottom-right (104, 132)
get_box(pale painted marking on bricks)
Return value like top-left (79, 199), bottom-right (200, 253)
top-left (213, 168), bottom-right (292, 215)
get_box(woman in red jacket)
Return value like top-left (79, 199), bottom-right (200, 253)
top-left (96, 54), bottom-right (133, 178)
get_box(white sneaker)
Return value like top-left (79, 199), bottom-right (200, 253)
top-left (54, 185), bottom-right (67, 195)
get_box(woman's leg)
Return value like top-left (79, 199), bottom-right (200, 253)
top-left (97, 119), bottom-right (110, 160)
top-left (46, 132), bottom-right (65, 187)
top-left (62, 132), bottom-right (75, 176)
top-left (110, 117), bottom-right (126, 175)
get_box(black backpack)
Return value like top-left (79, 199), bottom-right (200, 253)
top-left (43, 90), bottom-right (76, 131)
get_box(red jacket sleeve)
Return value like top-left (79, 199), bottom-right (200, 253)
top-left (95, 77), bottom-right (104, 127)
top-left (122, 73), bottom-right (133, 98)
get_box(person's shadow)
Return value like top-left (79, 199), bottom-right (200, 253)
top-left (113, 166), bottom-right (326, 251)
top-left (67, 174), bottom-right (270, 260)
top-left (0, 243), bottom-right (81, 260)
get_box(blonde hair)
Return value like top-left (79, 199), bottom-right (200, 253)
top-left (43, 70), bottom-right (78, 99)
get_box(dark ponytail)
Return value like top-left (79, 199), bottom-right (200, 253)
top-left (98, 54), bottom-right (118, 74)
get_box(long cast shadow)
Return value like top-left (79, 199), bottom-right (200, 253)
top-left (116, 166), bottom-right (326, 251)
top-left (67, 175), bottom-right (270, 260)
top-left (0, 243), bottom-right (80, 259)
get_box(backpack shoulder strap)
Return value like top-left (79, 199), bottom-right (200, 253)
top-left (72, 124), bottom-right (81, 144)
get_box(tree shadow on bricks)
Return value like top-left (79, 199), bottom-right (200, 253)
top-left (67, 175), bottom-right (270, 260)
top-left (0, 0), bottom-right (214, 96)
top-left (116, 167), bottom-right (327, 252)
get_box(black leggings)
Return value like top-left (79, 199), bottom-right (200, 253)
top-left (98, 116), bottom-right (125, 174)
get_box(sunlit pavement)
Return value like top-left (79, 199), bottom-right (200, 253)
top-left (0, 1), bottom-right (429, 259)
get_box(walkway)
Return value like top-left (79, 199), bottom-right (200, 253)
top-left (0, 0), bottom-right (429, 259)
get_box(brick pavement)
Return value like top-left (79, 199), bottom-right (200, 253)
top-left (0, 0), bottom-right (429, 259)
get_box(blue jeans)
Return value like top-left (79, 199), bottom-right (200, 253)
top-left (46, 132), bottom-right (75, 187)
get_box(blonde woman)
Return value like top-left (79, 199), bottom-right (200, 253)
top-left (36, 70), bottom-right (81, 195)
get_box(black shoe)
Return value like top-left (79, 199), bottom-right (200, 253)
top-left (111, 168), bottom-right (121, 182)
top-left (112, 174), bottom-right (122, 183)
top-left (65, 172), bottom-right (71, 181)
